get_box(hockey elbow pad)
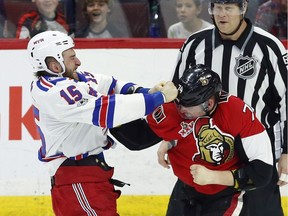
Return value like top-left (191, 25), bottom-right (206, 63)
top-left (109, 119), bottom-right (162, 151)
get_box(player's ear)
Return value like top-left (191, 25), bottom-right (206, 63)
top-left (207, 97), bottom-right (215, 111)
top-left (242, 1), bottom-right (248, 14)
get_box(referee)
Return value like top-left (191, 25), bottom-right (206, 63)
top-left (169, 0), bottom-right (287, 215)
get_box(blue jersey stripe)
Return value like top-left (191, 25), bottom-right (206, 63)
top-left (92, 98), bottom-right (101, 126)
top-left (108, 77), bottom-right (117, 94)
top-left (36, 80), bottom-right (49, 92)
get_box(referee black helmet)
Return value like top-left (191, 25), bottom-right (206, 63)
top-left (210, 0), bottom-right (248, 4)
top-left (176, 64), bottom-right (222, 107)
top-left (209, 0), bottom-right (248, 11)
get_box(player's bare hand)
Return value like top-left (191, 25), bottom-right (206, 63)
top-left (160, 81), bottom-right (178, 103)
top-left (149, 81), bottom-right (166, 94)
top-left (190, 164), bottom-right (214, 185)
top-left (157, 141), bottom-right (171, 169)
top-left (277, 153), bottom-right (288, 186)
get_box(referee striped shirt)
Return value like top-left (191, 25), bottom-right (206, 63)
top-left (172, 19), bottom-right (287, 154)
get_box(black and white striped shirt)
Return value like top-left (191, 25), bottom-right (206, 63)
top-left (172, 19), bottom-right (287, 154)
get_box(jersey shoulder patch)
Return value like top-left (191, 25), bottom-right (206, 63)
top-left (152, 105), bottom-right (166, 124)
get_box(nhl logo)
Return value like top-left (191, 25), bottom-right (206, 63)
top-left (234, 55), bottom-right (257, 79)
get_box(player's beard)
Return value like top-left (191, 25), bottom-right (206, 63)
top-left (72, 71), bottom-right (79, 81)
top-left (63, 68), bottom-right (77, 80)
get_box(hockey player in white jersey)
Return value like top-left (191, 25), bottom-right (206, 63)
top-left (27, 30), bottom-right (178, 216)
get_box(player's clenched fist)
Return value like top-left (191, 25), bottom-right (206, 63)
top-left (160, 81), bottom-right (178, 103)
top-left (190, 164), bottom-right (215, 185)
top-left (190, 164), bottom-right (234, 186)
top-left (149, 81), bottom-right (166, 94)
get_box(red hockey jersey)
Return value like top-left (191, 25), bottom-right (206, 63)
top-left (147, 92), bottom-right (273, 194)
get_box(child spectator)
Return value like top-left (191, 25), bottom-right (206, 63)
top-left (255, 0), bottom-right (287, 39)
top-left (167, 0), bottom-right (211, 38)
top-left (75, 0), bottom-right (130, 38)
top-left (16, 0), bottom-right (69, 39)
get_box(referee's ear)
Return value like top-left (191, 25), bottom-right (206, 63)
top-left (242, 1), bottom-right (248, 15)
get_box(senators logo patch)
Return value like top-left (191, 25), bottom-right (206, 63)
top-left (234, 55), bottom-right (257, 79)
top-left (152, 106), bottom-right (166, 124)
top-left (192, 118), bottom-right (235, 165)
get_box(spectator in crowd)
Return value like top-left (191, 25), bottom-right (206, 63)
top-left (27, 30), bottom-right (177, 215)
top-left (255, 0), bottom-right (287, 39)
top-left (169, 0), bottom-right (287, 215)
top-left (16, 0), bottom-right (70, 39)
top-left (167, 0), bottom-right (212, 38)
top-left (75, 0), bottom-right (130, 38)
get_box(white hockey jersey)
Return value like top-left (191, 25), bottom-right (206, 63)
top-left (30, 71), bottom-right (164, 175)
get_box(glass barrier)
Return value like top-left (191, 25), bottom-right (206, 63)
top-left (0, 0), bottom-right (287, 39)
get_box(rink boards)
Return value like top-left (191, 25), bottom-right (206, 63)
top-left (0, 39), bottom-right (287, 215)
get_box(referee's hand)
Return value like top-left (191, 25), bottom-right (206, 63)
top-left (277, 153), bottom-right (288, 186)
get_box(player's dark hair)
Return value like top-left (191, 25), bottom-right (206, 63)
top-left (35, 71), bottom-right (56, 78)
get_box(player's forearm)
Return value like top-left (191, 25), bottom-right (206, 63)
top-left (95, 93), bottom-right (165, 128)
top-left (210, 170), bottom-right (234, 186)
top-left (190, 165), bottom-right (234, 186)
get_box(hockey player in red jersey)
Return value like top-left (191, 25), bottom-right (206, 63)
top-left (110, 64), bottom-right (273, 215)
top-left (171, 0), bottom-right (287, 214)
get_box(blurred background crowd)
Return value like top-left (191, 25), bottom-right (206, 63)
top-left (0, 0), bottom-right (286, 39)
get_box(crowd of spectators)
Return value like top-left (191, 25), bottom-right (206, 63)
top-left (0, 0), bottom-right (286, 39)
